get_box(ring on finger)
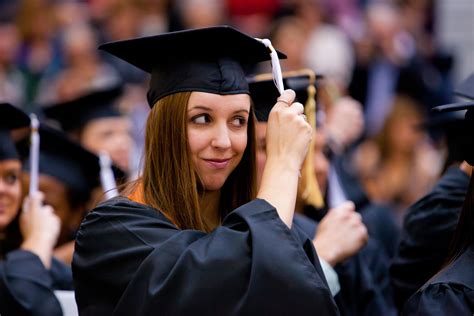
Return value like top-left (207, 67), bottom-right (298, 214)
top-left (277, 97), bottom-right (291, 106)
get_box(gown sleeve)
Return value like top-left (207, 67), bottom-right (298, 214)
top-left (73, 198), bottom-right (339, 316)
top-left (0, 250), bottom-right (63, 316)
top-left (49, 257), bottom-right (74, 290)
top-left (402, 283), bottom-right (474, 315)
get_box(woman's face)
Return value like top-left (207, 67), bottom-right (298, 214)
top-left (0, 160), bottom-right (22, 229)
top-left (81, 116), bottom-right (133, 172)
top-left (187, 92), bottom-right (250, 191)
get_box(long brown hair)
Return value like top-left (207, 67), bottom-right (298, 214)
top-left (128, 92), bottom-right (257, 232)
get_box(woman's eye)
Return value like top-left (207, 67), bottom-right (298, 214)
top-left (192, 114), bottom-right (210, 124)
top-left (4, 174), bottom-right (18, 185)
top-left (232, 117), bottom-right (247, 127)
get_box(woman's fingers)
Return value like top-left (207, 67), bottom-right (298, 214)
top-left (275, 89), bottom-right (296, 107)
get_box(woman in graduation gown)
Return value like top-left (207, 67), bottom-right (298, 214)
top-left (72, 27), bottom-right (339, 315)
top-left (0, 103), bottom-right (72, 316)
top-left (402, 102), bottom-right (474, 315)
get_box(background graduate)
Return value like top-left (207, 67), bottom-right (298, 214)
top-left (72, 26), bottom-right (339, 315)
top-left (249, 70), bottom-right (397, 315)
top-left (390, 73), bottom-right (474, 309)
top-left (0, 102), bottom-right (72, 316)
top-left (17, 124), bottom-right (108, 265)
top-left (402, 94), bottom-right (474, 315)
top-left (42, 84), bottom-right (133, 177)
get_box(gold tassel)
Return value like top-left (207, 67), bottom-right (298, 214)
top-left (298, 70), bottom-right (324, 209)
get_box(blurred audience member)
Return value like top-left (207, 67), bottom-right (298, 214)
top-left (36, 23), bottom-right (120, 103)
top-left (0, 15), bottom-right (26, 107)
top-left (354, 95), bottom-right (440, 223)
top-left (15, 0), bottom-right (62, 106)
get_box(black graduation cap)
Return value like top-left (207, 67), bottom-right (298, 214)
top-left (431, 73), bottom-right (474, 165)
top-left (0, 103), bottom-right (30, 161)
top-left (42, 84), bottom-right (123, 132)
top-left (98, 26), bottom-right (286, 108)
top-left (454, 73), bottom-right (474, 100)
top-left (249, 70), bottom-right (320, 122)
top-left (16, 125), bottom-right (101, 201)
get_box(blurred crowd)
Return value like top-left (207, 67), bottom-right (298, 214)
top-left (0, 0), bottom-right (460, 223)
top-left (0, 0), bottom-right (472, 314)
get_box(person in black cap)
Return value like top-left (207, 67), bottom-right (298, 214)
top-left (43, 84), bottom-right (133, 174)
top-left (17, 124), bottom-right (104, 265)
top-left (0, 102), bottom-right (72, 316)
top-left (401, 96), bottom-right (474, 315)
top-left (390, 73), bottom-right (474, 310)
top-left (250, 70), bottom-right (398, 316)
top-left (72, 26), bottom-right (339, 315)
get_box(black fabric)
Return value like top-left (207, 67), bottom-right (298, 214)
top-left (0, 250), bottom-right (73, 316)
top-left (73, 197), bottom-right (339, 315)
top-left (0, 103), bottom-right (30, 161)
top-left (293, 213), bottom-right (397, 316)
top-left (0, 129), bottom-right (19, 161)
top-left (42, 85), bottom-right (123, 132)
top-left (358, 203), bottom-right (400, 259)
top-left (249, 73), bottom-right (318, 122)
top-left (402, 242), bottom-right (474, 315)
top-left (390, 166), bottom-right (470, 309)
top-left (98, 26), bottom-right (286, 107)
top-left (431, 73), bottom-right (474, 165)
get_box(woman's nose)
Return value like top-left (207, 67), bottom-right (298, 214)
top-left (211, 124), bottom-right (231, 149)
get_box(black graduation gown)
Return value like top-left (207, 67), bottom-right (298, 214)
top-left (358, 203), bottom-right (400, 259)
top-left (402, 243), bottom-right (474, 315)
top-left (390, 166), bottom-right (470, 309)
top-left (0, 249), bottom-right (73, 316)
top-left (72, 197), bottom-right (339, 315)
top-left (293, 214), bottom-right (397, 316)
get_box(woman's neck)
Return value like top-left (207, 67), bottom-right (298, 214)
top-left (200, 190), bottom-right (221, 230)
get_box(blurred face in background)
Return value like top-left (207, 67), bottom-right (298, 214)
top-left (179, 0), bottom-right (225, 29)
top-left (81, 117), bottom-right (133, 172)
top-left (0, 23), bottom-right (20, 67)
top-left (271, 18), bottom-right (308, 71)
top-left (0, 160), bottom-right (22, 230)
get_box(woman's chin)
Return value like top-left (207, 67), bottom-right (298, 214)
top-left (200, 177), bottom-right (227, 192)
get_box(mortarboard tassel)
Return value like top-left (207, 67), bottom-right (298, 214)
top-left (258, 38), bottom-right (285, 95)
top-left (99, 152), bottom-right (119, 200)
top-left (28, 114), bottom-right (39, 196)
top-left (299, 70), bottom-right (324, 209)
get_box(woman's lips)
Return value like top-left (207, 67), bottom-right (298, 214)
top-left (203, 158), bottom-right (231, 169)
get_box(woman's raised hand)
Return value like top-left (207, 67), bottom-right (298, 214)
top-left (257, 89), bottom-right (313, 228)
top-left (265, 89), bottom-right (313, 172)
top-left (20, 192), bottom-right (61, 269)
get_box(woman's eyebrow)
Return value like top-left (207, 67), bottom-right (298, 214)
top-left (233, 109), bottom-right (250, 114)
top-left (188, 105), bottom-right (212, 112)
